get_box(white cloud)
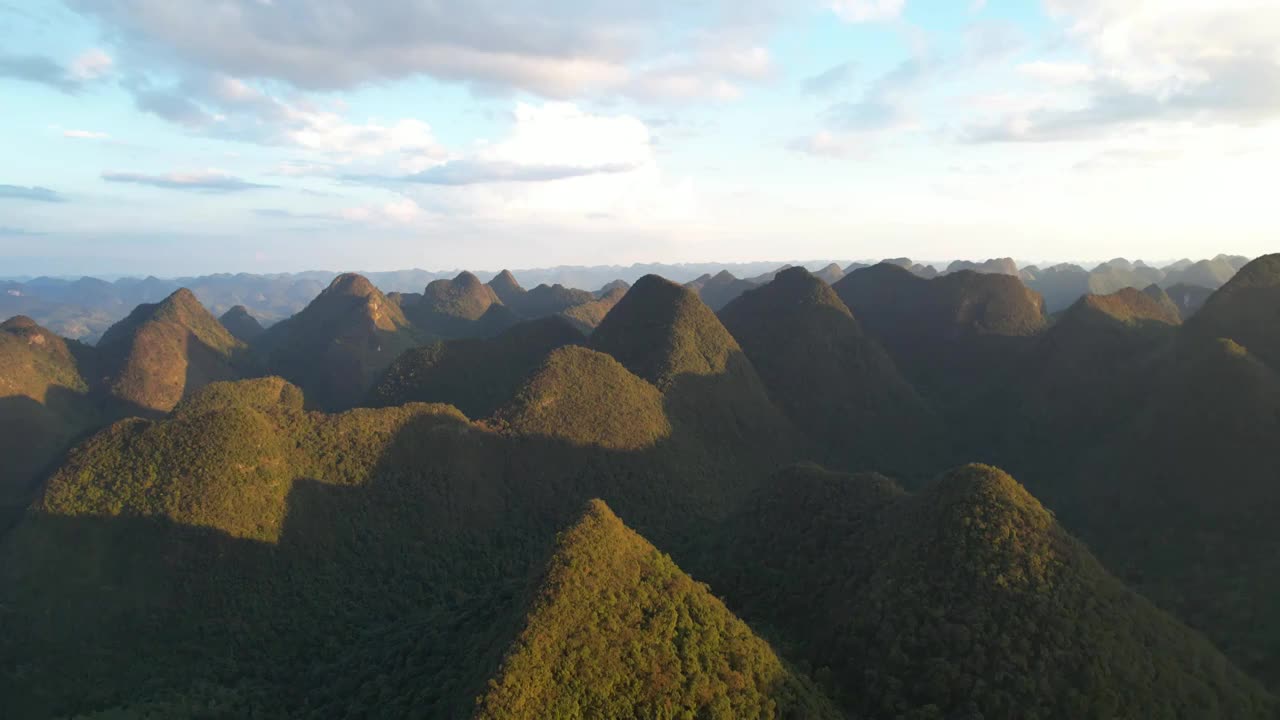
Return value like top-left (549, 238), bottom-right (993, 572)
top-left (829, 0), bottom-right (906, 23)
top-left (971, 0), bottom-right (1280, 141)
top-left (63, 129), bottom-right (110, 139)
top-left (68, 1), bottom-right (787, 102)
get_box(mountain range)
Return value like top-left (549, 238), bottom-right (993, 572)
top-left (2, 252), bottom-right (1278, 717)
top-left (1, 255), bottom-right (1250, 344)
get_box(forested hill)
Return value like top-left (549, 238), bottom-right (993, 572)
top-left (2, 254), bottom-right (1279, 718)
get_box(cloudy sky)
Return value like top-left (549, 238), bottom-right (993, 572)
top-left (1, 0), bottom-right (1277, 275)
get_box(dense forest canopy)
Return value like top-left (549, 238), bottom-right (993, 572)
top-left (2, 254), bottom-right (1279, 718)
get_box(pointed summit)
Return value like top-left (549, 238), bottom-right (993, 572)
top-left (720, 267), bottom-right (938, 474)
top-left (475, 499), bottom-right (840, 720)
top-left (813, 262), bottom-right (845, 284)
top-left (487, 269), bottom-right (525, 306)
top-left (258, 273), bottom-right (421, 410)
top-left (219, 305), bottom-right (265, 342)
top-left (591, 274), bottom-right (795, 457)
top-left (97, 288), bottom-right (245, 413)
top-left (684, 270), bottom-right (753, 310)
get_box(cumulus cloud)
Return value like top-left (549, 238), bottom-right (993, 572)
top-left (801, 61), bottom-right (859, 95)
top-left (102, 171), bottom-right (276, 192)
top-left (67, 0), bottom-right (786, 102)
top-left (828, 0), bottom-right (906, 23)
top-left (968, 0), bottom-right (1280, 141)
top-left (0, 184), bottom-right (66, 202)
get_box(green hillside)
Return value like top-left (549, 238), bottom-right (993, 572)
top-left (708, 463), bottom-right (1277, 718)
top-left (493, 346), bottom-right (670, 451)
top-left (720, 267), bottom-right (940, 477)
top-left (257, 273), bottom-right (424, 410)
top-left (96, 288), bottom-right (245, 413)
top-left (0, 316), bottom-right (100, 525)
top-left (476, 499), bottom-right (839, 719)
top-left (368, 316), bottom-right (585, 418)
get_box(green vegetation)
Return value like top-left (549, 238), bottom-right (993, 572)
top-left (477, 499), bottom-right (839, 720)
top-left (256, 273), bottom-right (425, 410)
top-left (590, 273), bottom-right (798, 460)
top-left (706, 464), bottom-right (1277, 718)
top-left (0, 316), bottom-right (100, 523)
top-left (405, 271), bottom-right (514, 338)
top-left (368, 316), bottom-right (585, 418)
top-left (720, 267), bottom-right (940, 477)
top-left (1188, 253), bottom-right (1280, 371)
top-left (558, 285), bottom-right (626, 333)
top-left (96, 288), bottom-right (247, 413)
top-left (494, 346), bottom-right (670, 451)
top-left (5, 256), bottom-right (1280, 717)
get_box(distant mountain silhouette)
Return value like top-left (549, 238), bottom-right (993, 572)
top-left (684, 270), bottom-right (756, 310)
top-left (945, 257), bottom-right (1018, 275)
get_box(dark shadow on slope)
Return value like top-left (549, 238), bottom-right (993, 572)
top-left (0, 358), bottom-right (827, 717)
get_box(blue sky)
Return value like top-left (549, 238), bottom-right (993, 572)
top-left (1, 0), bottom-right (1277, 275)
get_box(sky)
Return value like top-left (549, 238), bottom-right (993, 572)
top-left (1, 0), bottom-right (1277, 276)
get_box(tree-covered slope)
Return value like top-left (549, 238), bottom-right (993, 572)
top-left (475, 499), bottom-right (840, 720)
top-left (368, 316), bottom-right (585, 418)
top-left (406, 271), bottom-right (515, 338)
top-left (95, 288), bottom-right (245, 413)
top-left (0, 316), bottom-right (100, 524)
top-left (558, 284), bottom-right (626, 333)
top-left (1186, 253), bottom-right (1280, 371)
top-left (493, 346), bottom-right (670, 451)
top-left (590, 274), bottom-right (797, 459)
top-left (707, 463), bottom-right (1277, 719)
top-left (833, 264), bottom-right (1046, 410)
top-left (1068, 334), bottom-right (1280, 687)
top-left (719, 267), bottom-right (940, 477)
top-left (256, 273), bottom-right (424, 410)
